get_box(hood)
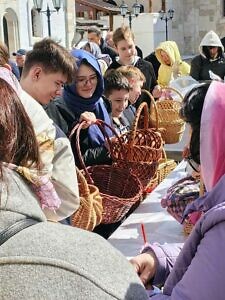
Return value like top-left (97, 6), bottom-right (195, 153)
top-left (199, 30), bottom-right (224, 58)
top-left (200, 81), bottom-right (225, 192)
top-left (155, 41), bottom-right (182, 66)
top-left (83, 42), bottom-right (102, 59)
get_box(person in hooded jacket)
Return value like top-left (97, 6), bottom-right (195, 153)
top-left (155, 40), bottom-right (190, 87)
top-left (190, 30), bottom-right (225, 81)
top-left (130, 81), bottom-right (225, 299)
top-left (45, 49), bottom-right (112, 167)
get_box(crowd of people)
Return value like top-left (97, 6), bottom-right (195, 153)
top-left (1, 24), bottom-right (225, 298)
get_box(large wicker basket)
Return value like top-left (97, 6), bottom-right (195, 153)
top-left (111, 102), bottom-right (163, 163)
top-left (112, 102), bottom-right (160, 188)
top-left (75, 120), bottom-right (143, 224)
top-left (148, 87), bottom-right (185, 144)
top-left (71, 167), bottom-right (103, 231)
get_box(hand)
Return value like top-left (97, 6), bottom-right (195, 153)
top-left (129, 252), bottom-right (156, 287)
top-left (79, 112), bottom-right (96, 129)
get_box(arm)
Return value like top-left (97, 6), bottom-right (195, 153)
top-left (151, 221), bottom-right (225, 299)
top-left (130, 243), bottom-right (183, 287)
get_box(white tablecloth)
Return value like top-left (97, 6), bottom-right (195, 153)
top-left (109, 161), bottom-right (188, 258)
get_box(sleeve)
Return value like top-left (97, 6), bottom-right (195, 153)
top-left (142, 243), bottom-right (183, 286)
top-left (151, 222), bottom-right (225, 299)
top-left (190, 56), bottom-right (201, 81)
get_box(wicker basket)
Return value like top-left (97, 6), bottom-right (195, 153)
top-left (148, 87), bottom-right (185, 144)
top-left (75, 120), bottom-right (143, 224)
top-left (111, 102), bottom-right (163, 163)
top-left (157, 149), bottom-right (177, 184)
top-left (71, 168), bottom-right (103, 231)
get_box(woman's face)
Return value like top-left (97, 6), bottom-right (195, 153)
top-left (115, 38), bottom-right (136, 65)
top-left (75, 64), bottom-right (98, 98)
top-left (160, 50), bottom-right (171, 65)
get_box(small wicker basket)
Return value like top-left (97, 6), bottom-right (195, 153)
top-left (71, 168), bottom-right (103, 231)
top-left (148, 87), bottom-right (185, 144)
top-left (157, 149), bottom-right (177, 184)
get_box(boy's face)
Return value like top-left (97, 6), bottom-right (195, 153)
top-left (29, 67), bottom-right (67, 105)
top-left (108, 89), bottom-right (129, 118)
top-left (129, 79), bottom-right (143, 104)
top-left (115, 38), bottom-right (136, 65)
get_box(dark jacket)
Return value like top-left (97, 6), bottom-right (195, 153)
top-left (100, 38), bottom-right (117, 61)
top-left (144, 51), bottom-right (160, 79)
top-left (109, 57), bottom-right (157, 92)
top-left (190, 30), bottom-right (225, 81)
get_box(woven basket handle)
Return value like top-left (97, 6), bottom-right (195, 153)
top-left (73, 120), bottom-right (125, 184)
top-left (141, 89), bottom-right (159, 130)
top-left (160, 86), bottom-right (184, 101)
top-left (76, 166), bottom-right (90, 198)
top-left (161, 148), bottom-right (167, 160)
top-left (127, 102), bottom-right (149, 153)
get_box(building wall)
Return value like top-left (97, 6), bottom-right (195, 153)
top-left (0, 0), bottom-right (75, 55)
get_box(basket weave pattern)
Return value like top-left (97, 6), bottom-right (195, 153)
top-left (74, 120), bottom-right (143, 224)
top-left (71, 168), bottom-right (103, 231)
top-left (148, 87), bottom-right (185, 144)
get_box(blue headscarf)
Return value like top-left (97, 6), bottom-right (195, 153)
top-left (64, 49), bottom-right (112, 147)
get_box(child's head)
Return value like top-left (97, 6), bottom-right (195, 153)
top-left (117, 65), bottom-right (145, 104)
top-left (21, 38), bottom-right (76, 104)
top-left (113, 26), bottom-right (136, 65)
top-left (104, 69), bottom-right (130, 118)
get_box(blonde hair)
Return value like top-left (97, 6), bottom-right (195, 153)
top-left (117, 65), bottom-right (146, 83)
top-left (113, 26), bottom-right (134, 46)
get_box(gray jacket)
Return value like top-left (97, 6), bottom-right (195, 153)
top-left (0, 167), bottom-right (148, 300)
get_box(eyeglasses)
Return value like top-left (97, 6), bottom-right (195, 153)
top-left (186, 156), bottom-right (200, 173)
top-left (75, 75), bottom-right (98, 86)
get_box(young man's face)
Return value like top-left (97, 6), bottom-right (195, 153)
top-left (30, 68), bottom-right (67, 105)
top-left (87, 32), bottom-right (101, 45)
top-left (129, 79), bottom-right (143, 104)
top-left (75, 64), bottom-right (98, 99)
top-left (115, 38), bottom-right (136, 65)
top-left (108, 89), bottom-right (129, 118)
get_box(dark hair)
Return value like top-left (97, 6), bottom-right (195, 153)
top-left (0, 79), bottom-right (41, 171)
top-left (22, 38), bottom-right (76, 84)
top-left (87, 26), bottom-right (101, 37)
top-left (180, 83), bottom-right (210, 164)
top-left (104, 69), bottom-right (130, 98)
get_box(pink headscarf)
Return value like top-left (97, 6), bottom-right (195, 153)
top-left (200, 81), bottom-right (225, 191)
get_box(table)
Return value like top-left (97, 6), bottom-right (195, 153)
top-left (109, 160), bottom-right (188, 258)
